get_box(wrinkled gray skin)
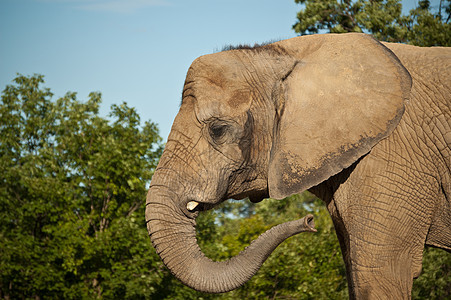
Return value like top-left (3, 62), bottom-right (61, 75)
top-left (145, 33), bottom-right (450, 298)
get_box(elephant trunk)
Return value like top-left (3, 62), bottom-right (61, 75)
top-left (145, 184), bottom-right (316, 293)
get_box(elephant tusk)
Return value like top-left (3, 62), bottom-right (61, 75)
top-left (186, 201), bottom-right (199, 211)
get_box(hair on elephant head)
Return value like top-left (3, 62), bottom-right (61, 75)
top-left (146, 33), bottom-right (451, 297)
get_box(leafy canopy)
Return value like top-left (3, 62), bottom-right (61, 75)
top-left (0, 74), bottom-right (165, 298)
top-left (293, 0), bottom-right (451, 46)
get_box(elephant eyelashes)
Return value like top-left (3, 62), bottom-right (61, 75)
top-left (209, 123), bottom-right (228, 141)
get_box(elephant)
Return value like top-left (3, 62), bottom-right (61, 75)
top-left (145, 33), bottom-right (450, 298)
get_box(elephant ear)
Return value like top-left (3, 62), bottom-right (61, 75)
top-left (268, 34), bottom-right (411, 199)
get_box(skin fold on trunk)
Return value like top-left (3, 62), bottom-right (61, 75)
top-left (146, 185), bottom-right (316, 293)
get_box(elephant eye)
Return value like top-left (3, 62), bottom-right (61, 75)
top-left (209, 123), bottom-right (228, 140)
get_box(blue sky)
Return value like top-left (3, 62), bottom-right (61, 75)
top-left (0, 0), bottom-right (431, 140)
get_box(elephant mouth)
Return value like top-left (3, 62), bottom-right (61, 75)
top-left (185, 186), bottom-right (269, 215)
top-left (185, 193), bottom-right (266, 214)
top-left (186, 200), bottom-right (200, 211)
top-left (184, 199), bottom-right (217, 215)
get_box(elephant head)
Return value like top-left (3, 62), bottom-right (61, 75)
top-left (145, 33), bottom-right (411, 293)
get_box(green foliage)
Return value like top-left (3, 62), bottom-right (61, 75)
top-left (405, 1), bottom-right (451, 46)
top-left (413, 246), bottom-right (451, 299)
top-left (293, 0), bottom-right (451, 46)
top-left (0, 74), bottom-right (165, 299)
top-left (293, 0), bottom-right (365, 34)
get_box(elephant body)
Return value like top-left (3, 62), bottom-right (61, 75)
top-left (311, 42), bottom-right (451, 298)
top-left (146, 33), bottom-right (450, 298)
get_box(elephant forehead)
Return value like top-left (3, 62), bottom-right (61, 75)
top-left (193, 84), bottom-right (252, 121)
top-left (187, 54), bottom-right (253, 121)
top-left (187, 52), bottom-right (243, 83)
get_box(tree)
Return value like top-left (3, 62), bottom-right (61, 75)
top-left (0, 74), bottom-right (166, 298)
top-left (412, 246), bottom-right (451, 299)
top-left (293, 0), bottom-right (451, 46)
top-left (405, 0), bottom-right (451, 45)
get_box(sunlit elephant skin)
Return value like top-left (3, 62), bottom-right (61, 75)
top-left (145, 33), bottom-right (450, 298)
